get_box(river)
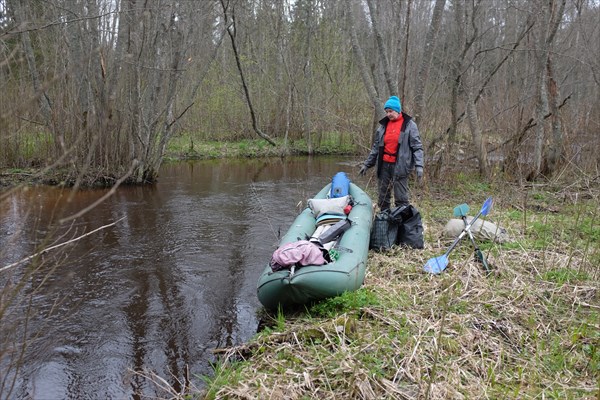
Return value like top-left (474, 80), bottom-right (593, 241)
top-left (0, 156), bottom-right (366, 399)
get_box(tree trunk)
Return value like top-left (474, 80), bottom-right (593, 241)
top-left (465, 67), bottom-right (488, 177)
top-left (440, 0), bottom-right (468, 179)
top-left (533, 52), bottom-right (549, 178)
top-left (541, 53), bottom-right (564, 175)
top-left (413, 0), bottom-right (446, 123)
top-left (366, 0), bottom-right (396, 95)
top-left (531, 0), bottom-right (566, 180)
top-left (449, 0), bottom-right (467, 144)
top-left (400, 0), bottom-right (412, 99)
top-left (347, 0), bottom-right (382, 117)
top-left (302, 0), bottom-right (314, 155)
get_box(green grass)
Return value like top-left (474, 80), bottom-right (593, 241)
top-left (453, 171), bottom-right (492, 194)
top-left (542, 268), bottom-right (590, 284)
top-left (308, 288), bottom-right (380, 318)
top-left (201, 360), bottom-right (249, 400)
top-left (1, 130), bottom-right (54, 167)
top-left (164, 133), bottom-right (360, 161)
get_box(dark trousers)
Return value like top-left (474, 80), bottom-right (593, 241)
top-left (378, 162), bottom-right (409, 211)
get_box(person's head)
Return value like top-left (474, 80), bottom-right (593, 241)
top-left (384, 96), bottom-right (401, 120)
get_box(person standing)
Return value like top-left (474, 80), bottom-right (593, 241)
top-left (359, 96), bottom-right (424, 211)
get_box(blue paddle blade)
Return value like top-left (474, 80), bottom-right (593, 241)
top-left (481, 197), bottom-right (493, 216)
top-left (423, 255), bottom-right (448, 274)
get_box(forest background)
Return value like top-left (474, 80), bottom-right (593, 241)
top-left (1, 0), bottom-right (598, 186)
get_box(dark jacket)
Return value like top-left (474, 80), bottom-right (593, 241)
top-left (363, 112), bottom-right (424, 178)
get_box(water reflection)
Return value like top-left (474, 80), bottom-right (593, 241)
top-left (0, 156), bottom-right (362, 399)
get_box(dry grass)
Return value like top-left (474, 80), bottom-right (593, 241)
top-left (200, 177), bottom-right (599, 400)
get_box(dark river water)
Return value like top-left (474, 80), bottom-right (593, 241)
top-left (0, 156), bottom-right (367, 399)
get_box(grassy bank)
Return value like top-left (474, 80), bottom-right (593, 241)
top-left (197, 177), bottom-right (598, 399)
top-left (0, 136), bottom-right (359, 188)
top-left (164, 135), bottom-right (360, 161)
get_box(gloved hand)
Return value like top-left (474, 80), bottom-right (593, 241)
top-left (416, 167), bottom-right (424, 184)
top-left (359, 165), bottom-right (368, 176)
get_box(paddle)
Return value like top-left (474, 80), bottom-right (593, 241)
top-left (453, 203), bottom-right (491, 273)
top-left (423, 197), bottom-right (493, 274)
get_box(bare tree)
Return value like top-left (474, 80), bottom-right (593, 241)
top-left (400, 0), bottom-right (412, 100)
top-left (531, 0), bottom-right (566, 179)
top-left (347, 0), bottom-right (382, 117)
top-left (413, 0), bottom-right (446, 123)
top-left (220, 0), bottom-right (276, 147)
top-left (465, 66), bottom-right (488, 177)
top-left (300, 0), bottom-right (315, 154)
top-left (365, 0), bottom-right (396, 95)
top-left (543, 53), bottom-right (564, 175)
top-left (10, 0), bottom-right (53, 137)
top-left (1, 0), bottom-right (599, 182)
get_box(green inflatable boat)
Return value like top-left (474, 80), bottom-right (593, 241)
top-left (257, 182), bottom-right (373, 310)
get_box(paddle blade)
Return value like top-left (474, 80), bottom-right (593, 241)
top-left (453, 204), bottom-right (469, 218)
top-left (423, 255), bottom-right (449, 274)
top-left (474, 249), bottom-right (491, 273)
top-left (481, 197), bottom-right (493, 216)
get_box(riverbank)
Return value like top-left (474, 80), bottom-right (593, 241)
top-left (0, 137), bottom-right (360, 189)
top-left (196, 179), bottom-right (599, 399)
top-left (164, 135), bottom-right (359, 161)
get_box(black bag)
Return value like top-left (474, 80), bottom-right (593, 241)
top-left (369, 210), bottom-right (398, 252)
top-left (390, 205), bottom-right (412, 223)
top-left (394, 205), bottom-right (424, 249)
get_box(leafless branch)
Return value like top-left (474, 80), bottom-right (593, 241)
top-left (0, 217), bottom-right (125, 273)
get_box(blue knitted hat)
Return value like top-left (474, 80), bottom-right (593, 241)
top-left (384, 96), bottom-right (401, 113)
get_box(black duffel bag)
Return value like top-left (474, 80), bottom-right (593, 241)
top-left (392, 204), bottom-right (424, 249)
